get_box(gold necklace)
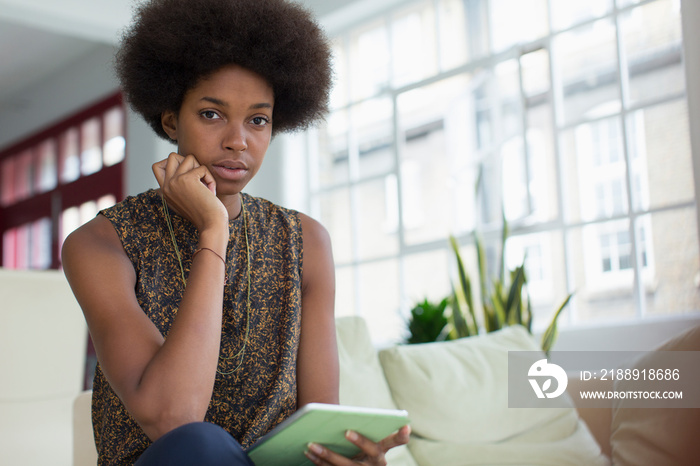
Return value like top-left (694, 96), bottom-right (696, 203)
top-left (161, 192), bottom-right (251, 375)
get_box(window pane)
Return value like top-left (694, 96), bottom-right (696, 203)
top-left (1, 156), bottom-right (16, 206)
top-left (642, 209), bottom-right (699, 316)
top-left (554, 18), bottom-right (620, 125)
top-left (355, 178), bottom-right (399, 260)
top-left (81, 117), bottom-right (102, 176)
top-left (315, 188), bottom-right (353, 264)
top-left (30, 217), bottom-right (52, 269)
top-left (349, 19), bottom-right (389, 101)
top-left (97, 194), bottom-right (117, 211)
top-left (11, 224), bottom-right (31, 269)
top-left (353, 98), bottom-right (394, 179)
top-left (490, 0), bottom-right (548, 53)
top-left (314, 110), bottom-right (350, 187)
top-left (15, 150), bottom-right (34, 203)
top-left (103, 106), bottom-right (125, 167)
top-left (560, 116), bottom-right (628, 223)
top-left (620, 0), bottom-right (684, 106)
top-left (397, 74), bottom-right (473, 244)
top-left (59, 127), bottom-right (80, 183)
top-left (437, 0), bottom-right (469, 70)
top-left (567, 220), bottom-right (637, 324)
top-left (329, 39), bottom-right (348, 110)
top-left (335, 266), bottom-right (356, 318)
top-left (35, 139), bottom-right (57, 193)
top-left (357, 259), bottom-right (401, 345)
top-left (60, 206), bottom-right (81, 250)
top-left (391, 0), bottom-right (437, 87)
top-left (505, 231), bottom-right (569, 330)
top-left (526, 104), bottom-right (559, 222)
top-left (403, 249), bottom-right (450, 305)
top-left (617, 0), bottom-right (650, 9)
top-left (550, 0), bottom-right (613, 31)
top-left (626, 99), bottom-right (693, 211)
top-left (2, 228), bottom-right (17, 268)
top-left (521, 48), bottom-right (551, 98)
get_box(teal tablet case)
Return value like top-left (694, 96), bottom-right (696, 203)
top-left (246, 403), bottom-right (409, 466)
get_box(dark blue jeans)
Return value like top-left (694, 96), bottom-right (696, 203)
top-left (135, 422), bottom-right (254, 465)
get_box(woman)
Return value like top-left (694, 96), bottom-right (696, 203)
top-left (62, 0), bottom-right (410, 464)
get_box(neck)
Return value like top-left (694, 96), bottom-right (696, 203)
top-left (218, 192), bottom-right (243, 220)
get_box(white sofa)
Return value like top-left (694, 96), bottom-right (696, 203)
top-left (73, 317), bottom-right (609, 466)
top-left (5, 268), bottom-right (695, 465)
top-left (0, 268), bottom-right (87, 466)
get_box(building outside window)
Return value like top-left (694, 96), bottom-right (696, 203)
top-left (303, 0), bottom-right (698, 344)
top-left (0, 93), bottom-right (125, 271)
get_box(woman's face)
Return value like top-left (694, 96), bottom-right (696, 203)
top-left (161, 64), bottom-right (274, 197)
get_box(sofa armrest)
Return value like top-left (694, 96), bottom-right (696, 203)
top-left (567, 373), bottom-right (613, 458)
top-left (73, 390), bottom-right (98, 466)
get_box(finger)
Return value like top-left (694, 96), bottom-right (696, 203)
top-left (173, 154), bottom-right (200, 175)
top-left (377, 425), bottom-right (411, 452)
top-left (199, 165), bottom-right (217, 195)
top-left (305, 443), bottom-right (356, 466)
top-left (345, 431), bottom-right (383, 459)
top-left (183, 164), bottom-right (218, 195)
top-left (151, 159), bottom-right (168, 188)
top-left (164, 152), bottom-right (184, 183)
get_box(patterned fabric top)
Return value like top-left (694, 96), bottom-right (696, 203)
top-left (93, 189), bottom-right (303, 465)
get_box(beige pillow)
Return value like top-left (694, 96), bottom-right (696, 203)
top-left (335, 316), bottom-right (418, 466)
top-left (378, 326), bottom-right (609, 466)
top-left (611, 325), bottom-right (700, 466)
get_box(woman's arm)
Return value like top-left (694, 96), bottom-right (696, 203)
top-left (62, 154), bottom-right (229, 441)
top-left (296, 214), bottom-right (410, 466)
top-left (296, 213), bottom-right (339, 407)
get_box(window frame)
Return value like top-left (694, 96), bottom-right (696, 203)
top-left (0, 92), bottom-right (125, 270)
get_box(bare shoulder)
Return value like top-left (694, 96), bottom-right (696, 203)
top-left (298, 213), bottom-right (334, 291)
top-left (62, 214), bottom-right (130, 271)
top-left (61, 214), bottom-right (136, 302)
top-left (298, 212), bottom-right (331, 248)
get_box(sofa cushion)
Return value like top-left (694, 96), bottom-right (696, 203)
top-left (378, 325), bottom-right (609, 466)
top-left (610, 324), bottom-right (700, 466)
top-left (335, 316), bottom-right (418, 466)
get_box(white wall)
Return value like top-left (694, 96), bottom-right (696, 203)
top-left (0, 43), bottom-right (118, 149)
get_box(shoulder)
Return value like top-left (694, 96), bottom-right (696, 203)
top-left (299, 213), bottom-right (331, 250)
top-left (101, 189), bottom-right (160, 224)
top-left (298, 213), bottom-right (333, 291)
top-left (61, 192), bottom-right (159, 277)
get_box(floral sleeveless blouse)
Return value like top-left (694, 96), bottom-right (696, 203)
top-left (93, 190), bottom-right (303, 465)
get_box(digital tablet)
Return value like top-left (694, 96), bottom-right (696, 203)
top-left (246, 403), bottom-right (410, 466)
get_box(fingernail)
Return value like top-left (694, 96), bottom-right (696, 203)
top-left (307, 442), bottom-right (324, 455)
top-left (346, 430), bottom-right (358, 441)
top-left (304, 450), bottom-right (319, 462)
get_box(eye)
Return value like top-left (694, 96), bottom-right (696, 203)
top-left (201, 110), bottom-right (221, 120)
top-left (251, 116), bottom-right (270, 127)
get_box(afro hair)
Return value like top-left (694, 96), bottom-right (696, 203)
top-left (115, 0), bottom-right (332, 139)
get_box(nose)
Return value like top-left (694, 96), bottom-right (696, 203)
top-left (223, 123), bottom-right (247, 152)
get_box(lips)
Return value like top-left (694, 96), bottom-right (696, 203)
top-left (212, 160), bottom-right (248, 181)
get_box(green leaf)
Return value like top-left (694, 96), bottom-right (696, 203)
top-left (406, 298), bottom-right (450, 344)
top-left (499, 209), bottom-right (509, 283)
top-left (541, 293), bottom-right (574, 354)
top-left (505, 265), bottom-right (526, 325)
top-left (449, 287), bottom-right (471, 338)
top-left (449, 235), bottom-right (478, 336)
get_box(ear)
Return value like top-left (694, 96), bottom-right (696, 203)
top-left (161, 110), bottom-right (178, 141)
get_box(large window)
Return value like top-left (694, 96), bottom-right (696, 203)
top-left (0, 93), bottom-right (124, 270)
top-left (305, 0), bottom-right (698, 344)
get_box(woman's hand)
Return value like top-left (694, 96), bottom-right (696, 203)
top-left (305, 425), bottom-right (411, 466)
top-left (152, 152), bottom-right (228, 231)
